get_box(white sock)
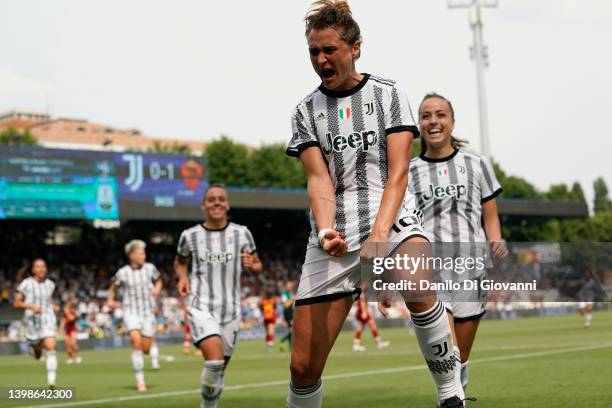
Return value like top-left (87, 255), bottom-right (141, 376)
top-left (453, 347), bottom-right (465, 400)
top-left (287, 379), bottom-right (323, 408)
top-left (585, 313), bottom-right (592, 327)
top-left (131, 350), bottom-right (145, 384)
top-left (411, 302), bottom-right (458, 402)
top-left (150, 343), bottom-right (159, 365)
top-left (461, 360), bottom-right (469, 390)
top-left (201, 360), bottom-right (224, 408)
top-left (46, 350), bottom-right (57, 386)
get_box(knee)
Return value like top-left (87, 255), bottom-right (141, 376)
top-left (290, 358), bottom-right (321, 387)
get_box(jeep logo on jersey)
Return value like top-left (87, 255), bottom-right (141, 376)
top-left (321, 131), bottom-right (378, 154)
top-left (200, 250), bottom-right (234, 264)
top-left (419, 183), bottom-right (466, 202)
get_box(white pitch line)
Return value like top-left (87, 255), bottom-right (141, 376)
top-left (18, 342), bottom-right (612, 408)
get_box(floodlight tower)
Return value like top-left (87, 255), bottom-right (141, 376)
top-left (448, 0), bottom-right (498, 158)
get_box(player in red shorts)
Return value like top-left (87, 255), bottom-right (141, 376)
top-left (353, 292), bottom-right (389, 352)
top-left (60, 297), bottom-right (82, 364)
top-left (260, 286), bottom-right (279, 352)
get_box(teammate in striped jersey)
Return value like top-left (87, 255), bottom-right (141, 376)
top-left (409, 93), bottom-right (507, 400)
top-left (13, 258), bottom-right (59, 388)
top-left (286, 2), bottom-right (462, 407)
top-left (174, 184), bottom-right (262, 408)
top-left (108, 240), bottom-right (162, 392)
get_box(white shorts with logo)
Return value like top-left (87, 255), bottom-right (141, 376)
top-left (188, 307), bottom-right (241, 357)
top-left (295, 204), bottom-right (427, 305)
top-left (579, 302), bottom-right (594, 309)
top-left (24, 312), bottom-right (57, 343)
top-left (124, 312), bottom-right (157, 338)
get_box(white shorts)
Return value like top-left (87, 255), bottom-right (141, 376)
top-left (296, 205), bottom-right (427, 305)
top-left (24, 312), bottom-right (57, 343)
top-left (579, 302), bottom-right (593, 309)
top-left (444, 301), bottom-right (487, 321)
top-left (123, 312), bottom-right (157, 338)
top-left (188, 307), bottom-right (240, 358)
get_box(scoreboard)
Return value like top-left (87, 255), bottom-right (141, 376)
top-left (0, 146), bottom-right (208, 220)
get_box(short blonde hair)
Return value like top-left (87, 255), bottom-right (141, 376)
top-left (125, 239), bottom-right (146, 255)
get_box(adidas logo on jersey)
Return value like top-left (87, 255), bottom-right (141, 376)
top-left (418, 183), bottom-right (466, 202)
top-left (200, 250), bottom-right (234, 264)
top-left (321, 131), bottom-right (378, 154)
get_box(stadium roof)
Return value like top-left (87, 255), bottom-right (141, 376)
top-left (227, 188), bottom-right (589, 218)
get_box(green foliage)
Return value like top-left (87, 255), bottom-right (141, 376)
top-left (249, 144), bottom-right (306, 188)
top-left (584, 211), bottom-right (612, 241)
top-left (0, 127), bottom-right (38, 146)
top-left (492, 160), bottom-right (541, 199)
top-left (205, 135), bottom-right (252, 186)
top-left (148, 140), bottom-right (192, 155)
top-left (570, 182), bottom-right (586, 204)
top-left (410, 139), bottom-right (421, 159)
top-left (593, 177), bottom-right (611, 213)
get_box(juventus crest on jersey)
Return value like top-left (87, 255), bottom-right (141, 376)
top-left (286, 74), bottom-right (420, 251)
top-left (177, 223), bottom-right (256, 325)
top-left (113, 263), bottom-right (160, 317)
top-left (409, 148), bottom-right (502, 243)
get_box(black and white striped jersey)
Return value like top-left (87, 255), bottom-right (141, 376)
top-left (16, 277), bottom-right (55, 316)
top-left (113, 263), bottom-right (160, 317)
top-left (286, 74), bottom-right (419, 250)
top-left (409, 148), bottom-right (502, 243)
top-left (176, 222), bottom-right (256, 324)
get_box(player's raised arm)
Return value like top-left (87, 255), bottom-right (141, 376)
top-left (300, 146), bottom-right (347, 257)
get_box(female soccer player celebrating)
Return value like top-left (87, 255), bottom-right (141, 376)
top-left (286, 2), bottom-right (463, 407)
top-left (409, 93), bottom-right (506, 399)
top-left (108, 240), bottom-right (162, 391)
top-left (13, 259), bottom-right (59, 388)
top-left (175, 184), bottom-right (262, 408)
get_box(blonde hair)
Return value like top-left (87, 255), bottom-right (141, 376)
top-left (124, 239), bottom-right (146, 256)
top-left (305, 0), bottom-right (362, 52)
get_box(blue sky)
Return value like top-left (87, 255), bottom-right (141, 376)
top-left (1, 0), bottom-right (610, 208)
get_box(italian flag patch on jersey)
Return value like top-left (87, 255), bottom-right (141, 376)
top-left (339, 107), bottom-right (351, 120)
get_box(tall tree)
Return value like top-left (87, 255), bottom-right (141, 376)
top-left (0, 127), bottom-right (38, 146)
top-left (249, 144), bottom-right (306, 188)
top-left (593, 177), bottom-right (611, 213)
top-left (545, 183), bottom-right (572, 201)
top-left (205, 135), bottom-right (251, 186)
top-left (570, 182), bottom-right (586, 203)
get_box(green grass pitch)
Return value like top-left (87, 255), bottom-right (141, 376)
top-left (1, 311), bottom-right (611, 407)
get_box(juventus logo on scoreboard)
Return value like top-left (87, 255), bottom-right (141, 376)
top-left (122, 154), bottom-right (144, 192)
top-left (364, 102), bottom-right (374, 116)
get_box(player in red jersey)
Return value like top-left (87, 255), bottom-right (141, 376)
top-left (353, 292), bottom-right (389, 352)
top-left (59, 297), bottom-right (82, 364)
top-left (260, 286), bottom-right (279, 352)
